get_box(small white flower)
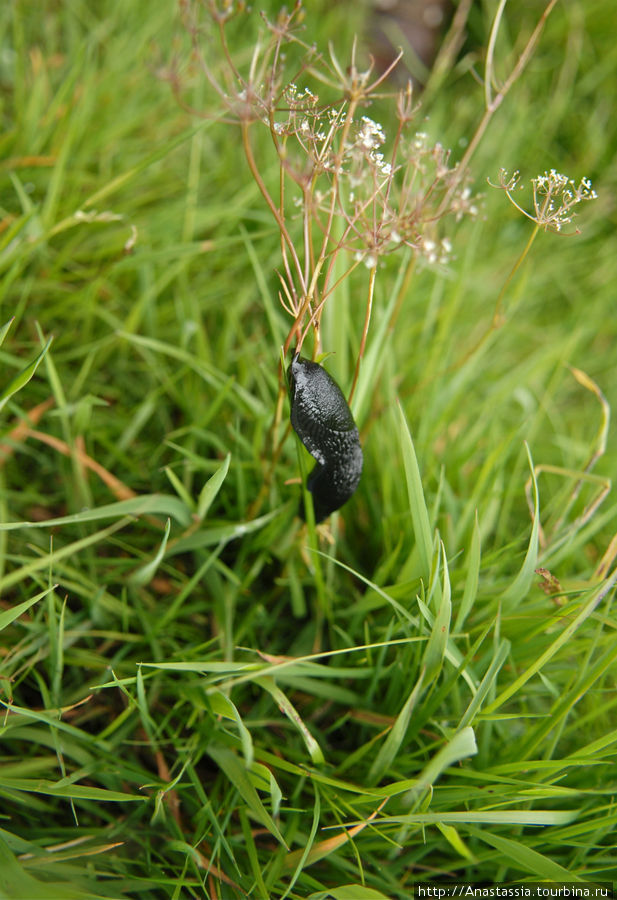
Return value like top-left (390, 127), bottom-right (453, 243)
top-left (422, 238), bottom-right (438, 263)
top-left (300, 86), bottom-right (317, 103)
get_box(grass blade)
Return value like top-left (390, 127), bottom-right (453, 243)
top-left (422, 541), bottom-right (452, 683)
top-left (206, 744), bottom-right (287, 847)
top-left (404, 726), bottom-right (478, 804)
top-left (327, 887), bottom-right (392, 900)
top-left (397, 402), bottom-right (433, 581)
top-left (499, 442), bottom-right (539, 609)
top-left (0, 318), bottom-right (14, 348)
top-left (0, 494), bottom-right (192, 530)
top-left (467, 826), bottom-right (583, 880)
top-left (458, 638), bottom-right (510, 730)
top-left (368, 670), bottom-right (425, 785)
top-left (0, 585), bottom-right (56, 631)
top-left (208, 689), bottom-right (254, 769)
top-left (455, 511), bottom-right (481, 630)
top-left (485, 569), bottom-right (617, 714)
top-left (257, 677), bottom-right (325, 765)
top-left (379, 810), bottom-right (579, 826)
top-left (0, 336), bottom-right (53, 413)
top-left (197, 453), bottom-right (231, 521)
top-left (129, 518), bottom-right (171, 586)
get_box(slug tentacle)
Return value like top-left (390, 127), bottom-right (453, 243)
top-left (288, 353), bottom-right (363, 522)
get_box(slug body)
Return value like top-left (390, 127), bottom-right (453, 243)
top-left (288, 354), bottom-right (363, 522)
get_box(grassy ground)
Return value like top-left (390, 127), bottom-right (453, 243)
top-left (1, 1), bottom-right (616, 897)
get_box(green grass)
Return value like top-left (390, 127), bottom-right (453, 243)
top-left (1, 1), bottom-right (616, 897)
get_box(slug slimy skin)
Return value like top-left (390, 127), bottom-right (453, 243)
top-left (288, 353), bottom-right (363, 522)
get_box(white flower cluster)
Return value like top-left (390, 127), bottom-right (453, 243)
top-left (265, 76), bottom-right (478, 270)
top-left (356, 116), bottom-right (386, 151)
top-left (371, 153), bottom-right (392, 177)
top-left (420, 236), bottom-right (453, 265)
top-left (344, 116), bottom-right (392, 182)
top-left (533, 170), bottom-right (597, 201)
top-left (499, 168), bottom-right (598, 233)
top-left (284, 83), bottom-right (318, 105)
top-left (451, 186), bottom-right (479, 221)
top-left (499, 169), bottom-right (521, 192)
top-left (273, 83), bottom-right (325, 139)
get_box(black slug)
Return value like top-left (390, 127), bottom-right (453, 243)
top-left (288, 353), bottom-right (363, 522)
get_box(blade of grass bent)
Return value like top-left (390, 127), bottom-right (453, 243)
top-left (256, 677), bottom-right (325, 765)
top-left (404, 726), bottom-right (478, 805)
top-left (129, 518), bottom-right (171, 586)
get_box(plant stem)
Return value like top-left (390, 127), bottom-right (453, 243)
top-left (448, 222), bottom-right (540, 375)
top-left (349, 264), bottom-right (377, 403)
top-left (241, 120), bottom-right (306, 296)
top-left (492, 223), bottom-right (539, 327)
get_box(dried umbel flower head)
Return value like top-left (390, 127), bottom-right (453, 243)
top-left (495, 168), bottom-right (598, 233)
top-left (173, 1), bottom-right (481, 359)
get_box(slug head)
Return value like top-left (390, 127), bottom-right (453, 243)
top-left (288, 354), bottom-right (357, 437)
